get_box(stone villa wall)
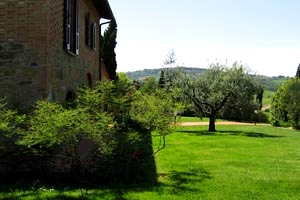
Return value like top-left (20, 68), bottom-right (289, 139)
top-left (0, 0), bottom-right (106, 109)
top-left (46, 0), bottom-right (102, 102)
top-left (0, 40), bottom-right (47, 111)
top-left (0, 1), bottom-right (49, 110)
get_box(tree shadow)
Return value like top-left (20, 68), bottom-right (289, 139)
top-left (0, 184), bottom-right (141, 200)
top-left (21, 168), bottom-right (210, 199)
top-left (177, 130), bottom-right (284, 138)
top-left (0, 174), bottom-right (160, 200)
top-left (157, 168), bottom-right (211, 194)
top-left (176, 130), bottom-right (220, 136)
top-left (224, 130), bottom-right (284, 138)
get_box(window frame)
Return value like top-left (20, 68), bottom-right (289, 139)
top-left (91, 23), bottom-right (96, 50)
top-left (65, 0), bottom-right (79, 55)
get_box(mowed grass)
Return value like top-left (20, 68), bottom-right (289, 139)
top-left (151, 125), bottom-right (300, 200)
top-left (2, 125), bottom-right (300, 199)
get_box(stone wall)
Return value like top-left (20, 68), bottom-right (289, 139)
top-left (46, 0), bottom-right (103, 102)
top-left (0, 0), bottom-right (50, 110)
top-left (0, 0), bottom-right (109, 110)
top-left (0, 40), bottom-right (47, 111)
top-left (47, 48), bottom-right (100, 102)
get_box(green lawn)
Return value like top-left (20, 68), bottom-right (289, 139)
top-left (2, 125), bottom-right (300, 199)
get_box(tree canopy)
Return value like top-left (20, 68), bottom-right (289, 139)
top-left (179, 62), bottom-right (261, 131)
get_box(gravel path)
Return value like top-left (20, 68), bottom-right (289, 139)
top-left (179, 121), bottom-right (267, 126)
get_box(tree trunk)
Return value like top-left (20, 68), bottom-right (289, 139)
top-left (208, 113), bottom-right (216, 132)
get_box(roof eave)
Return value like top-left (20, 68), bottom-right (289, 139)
top-left (92, 0), bottom-right (115, 20)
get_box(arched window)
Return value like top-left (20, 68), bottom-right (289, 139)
top-left (86, 73), bottom-right (92, 88)
top-left (85, 12), bottom-right (96, 51)
top-left (66, 90), bottom-right (76, 102)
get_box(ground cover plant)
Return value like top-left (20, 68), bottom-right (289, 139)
top-left (1, 124), bottom-right (300, 199)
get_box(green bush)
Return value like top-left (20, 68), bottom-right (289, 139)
top-left (270, 77), bottom-right (300, 129)
top-left (1, 74), bottom-right (179, 185)
top-left (256, 110), bottom-right (269, 123)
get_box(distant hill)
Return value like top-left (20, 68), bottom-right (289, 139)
top-left (125, 67), bottom-right (206, 80)
top-left (259, 75), bottom-right (289, 92)
top-left (125, 67), bottom-right (290, 92)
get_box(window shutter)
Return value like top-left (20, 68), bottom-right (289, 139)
top-left (65, 0), bottom-right (71, 50)
top-left (92, 23), bottom-right (96, 50)
top-left (75, 0), bottom-right (79, 55)
top-left (85, 13), bottom-right (91, 47)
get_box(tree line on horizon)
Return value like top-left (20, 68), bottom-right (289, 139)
top-left (126, 67), bottom-right (288, 92)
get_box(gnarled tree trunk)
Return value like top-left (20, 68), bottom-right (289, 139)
top-left (208, 113), bottom-right (216, 132)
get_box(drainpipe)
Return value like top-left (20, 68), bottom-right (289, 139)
top-left (99, 20), bottom-right (111, 81)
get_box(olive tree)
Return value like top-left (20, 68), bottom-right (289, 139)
top-left (181, 62), bottom-right (259, 131)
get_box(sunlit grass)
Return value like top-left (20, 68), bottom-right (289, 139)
top-left (148, 125), bottom-right (300, 200)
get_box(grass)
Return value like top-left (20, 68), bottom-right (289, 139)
top-left (149, 125), bottom-right (300, 200)
top-left (2, 125), bottom-right (300, 199)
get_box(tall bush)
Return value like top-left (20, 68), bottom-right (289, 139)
top-left (2, 74), bottom-right (180, 185)
top-left (270, 77), bottom-right (300, 129)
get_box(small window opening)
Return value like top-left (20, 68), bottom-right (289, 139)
top-left (86, 73), bottom-right (92, 88)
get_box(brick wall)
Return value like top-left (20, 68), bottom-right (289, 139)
top-left (0, 0), bottom-right (110, 109)
top-left (0, 1), bottom-right (50, 110)
top-left (47, 0), bottom-right (102, 102)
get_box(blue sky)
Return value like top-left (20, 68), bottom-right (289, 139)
top-left (108, 0), bottom-right (300, 76)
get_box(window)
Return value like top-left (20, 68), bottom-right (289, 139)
top-left (86, 73), bottom-right (92, 88)
top-left (91, 23), bottom-right (96, 50)
top-left (85, 12), bottom-right (91, 47)
top-left (85, 12), bottom-right (96, 51)
top-left (65, 0), bottom-right (79, 55)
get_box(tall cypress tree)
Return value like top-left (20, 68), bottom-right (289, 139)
top-left (296, 63), bottom-right (300, 78)
top-left (256, 86), bottom-right (264, 110)
top-left (101, 20), bottom-right (117, 80)
top-left (158, 70), bottom-right (166, 88)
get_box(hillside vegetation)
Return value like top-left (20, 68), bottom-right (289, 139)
top-left (259, 75), bottom-right (289, 91)
top-left (126, 68), bottom-right (289, 109)
top-left (126, 67), bottom-right (206, 80)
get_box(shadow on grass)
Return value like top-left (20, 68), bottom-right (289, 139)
top-left (177, 130), bottom-right (283, 138)
top-left (0, 168), bottom-right (211, 200)
top-left (0, 185), bottom-right (142, 200)
top-left (157, 168), bottom-right (211, 195)
top-left (0, 177), bottom-right (160, 200)
top-left (0, 190), bottom-right (126, 200)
